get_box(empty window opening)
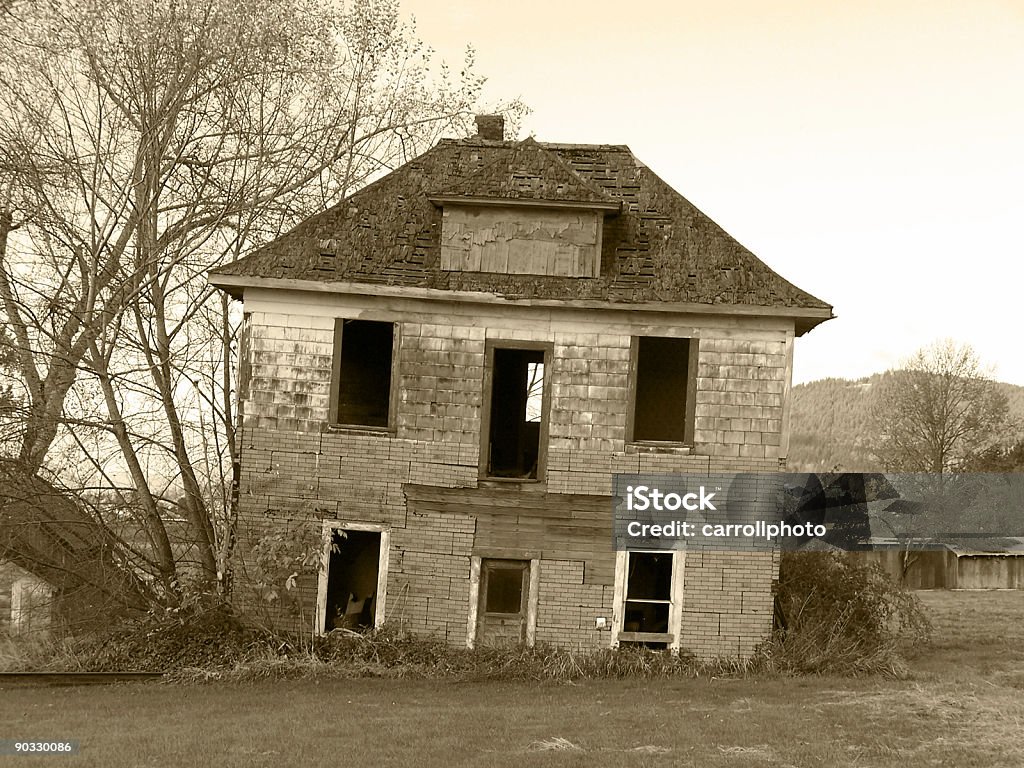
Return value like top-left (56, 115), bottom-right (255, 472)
top-left (324, 530), bottom-right (381, 631)
top-left (334, 319), bottom-right (393, 427)
top-left (488, 348), bottom-right (545, 478)
top-left (623, 551), bottom-right (672, 636)
top-left (476, 559), bottom-right (530, 647)
top-left (633, 336), bottom-right (693, 442)
top-left (525, 362), bottom-right (544, 422)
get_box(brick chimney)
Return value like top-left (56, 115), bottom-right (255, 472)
top-left (474, 114), bottom-right (505, 141)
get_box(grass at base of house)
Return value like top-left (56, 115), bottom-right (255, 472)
top-left (2, 591), bottom-right (1023, 768)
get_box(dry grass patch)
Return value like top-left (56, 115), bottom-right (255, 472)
top-left (1, 590), bottom-right (1022, 767)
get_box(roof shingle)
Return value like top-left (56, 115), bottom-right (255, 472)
top-left (211, 136), bottom-right (832, 326)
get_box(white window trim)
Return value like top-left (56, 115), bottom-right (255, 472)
top-left (466, 556), bottom-right (540, 649)
top-left (315, 520), bottom-right (391, 636)
top-left (610, 549), bottom-right (686, 651)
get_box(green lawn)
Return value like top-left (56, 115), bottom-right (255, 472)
top-left (2, 590), bottom-right (1024, 767)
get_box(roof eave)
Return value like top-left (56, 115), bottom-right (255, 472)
top-left (207, 272), bottom-right (834, 329)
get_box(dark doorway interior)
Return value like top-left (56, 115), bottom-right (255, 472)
top-left (325, 530), bottom-right (381, 631)
top-left (488, 348), bottom-right (544, 478)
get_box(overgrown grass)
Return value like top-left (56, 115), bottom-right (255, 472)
top-left (170, 629), bottom-right (761, 684)
top-left (2, 613), bottom-right (730, 681)
top-left (2, 591), bottom-right (1023, 768)
top-left (2, 553), bottom-right (931, 681)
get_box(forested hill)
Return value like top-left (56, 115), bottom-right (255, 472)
top-left (787, 375), bottom-right (1024, 472)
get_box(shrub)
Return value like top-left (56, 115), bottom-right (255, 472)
top-left (65, 603), bottom-right (272, 672)
top-left (766, 551), bottom-right (931, 676)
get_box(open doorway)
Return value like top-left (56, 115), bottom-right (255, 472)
top-left (317, 523), bottom-right (389, 633)
top-left (485, 346), bottom-right (548, 479)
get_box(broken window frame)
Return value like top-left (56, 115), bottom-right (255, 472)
top-left (328, 318), bottom-right (399, 432)
top-left (626, 336), bottom-right (700, 446)
top-left (236, 311), bottom-right (252, 429)
top-left (610, 549), bottom-right (687, 651)
top-left (479, 340), bottom-right (553, 482)
top-left (466, 554), bottom-right (540, 649)
top-left (315, 520), bottom-right (391, 635)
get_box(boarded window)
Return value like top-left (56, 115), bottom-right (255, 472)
top-left (485, 347), bottom-right (547, 479)
top-left (331, 320), bottom-right (394, 428)
top-left (439, 205), bottom-right (603, 277)
top-left (632, 336), bottom-right (697, 443)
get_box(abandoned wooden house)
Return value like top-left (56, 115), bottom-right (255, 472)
top-left (209, 115), bottom-right (832, 657)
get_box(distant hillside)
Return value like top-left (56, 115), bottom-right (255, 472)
top-left (787, 375), bottom-right (1024, 472)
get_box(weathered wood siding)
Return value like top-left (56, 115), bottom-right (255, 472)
top-left (233, 289), bottom-right (789, 656)
top-left (956, 556), bottom-right (1024, 589)
top-left (439, 205), bottom-right (602, 277)
top-left (855, 550), bottom-right (1024, 590)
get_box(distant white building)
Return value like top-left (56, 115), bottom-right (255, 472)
top-left (0, 561), bottom-right (54, 636)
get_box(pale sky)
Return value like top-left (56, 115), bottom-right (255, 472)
top-left (401, 0), bottom-right (1024, 385)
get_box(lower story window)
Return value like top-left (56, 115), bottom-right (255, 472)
top-left (612, 550), bottom-right (685, 650)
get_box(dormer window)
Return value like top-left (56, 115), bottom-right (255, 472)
top-left (437, 202), bottom-right (610, 278)
top-left (429, 137), bottom-right (619, 279)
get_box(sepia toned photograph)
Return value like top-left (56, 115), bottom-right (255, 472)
top-left (1, 0), bottom-right (1022, 765)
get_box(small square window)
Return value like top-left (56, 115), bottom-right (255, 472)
top-left (483, 563), bottom-right (526, 614)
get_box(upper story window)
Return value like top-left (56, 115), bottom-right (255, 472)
top-left (329, 319), bottom-right (395, 430)
top-left (628, 336), bottom-right (699, 445)
top-left (482, 342), bottom-right (551, 481)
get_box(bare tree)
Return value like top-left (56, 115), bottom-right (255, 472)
top-left (0, 0), bottom-right (522, 607)
top-left (870, 340), bottom-right (1009, 473)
